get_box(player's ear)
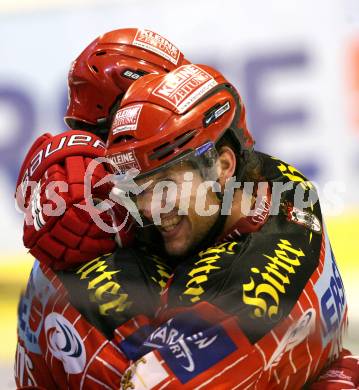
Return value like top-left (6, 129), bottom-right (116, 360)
top-left (217, 146), bottom-right (236, 186)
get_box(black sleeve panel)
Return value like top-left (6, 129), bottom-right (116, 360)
top-left (56, 248), bottom-right (171, 339)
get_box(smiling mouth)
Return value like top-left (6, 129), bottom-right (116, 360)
top-left (160, 215), bottom-right (183, 233)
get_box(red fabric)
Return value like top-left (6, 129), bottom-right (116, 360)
top-left (60, 207), bottom-right (89, 235)
top-left (15, 263), bottom-right (133, 389)
top-left (17, 131), bottom-right (133, 270)
top-left (51, 222), bottom-right (82, 248)
top-left (309, 350), bottom-right (359, 389)
top-left (16, 133), bottom-right (52, 192)
top-left (122, 230), bottom-right (351, 389)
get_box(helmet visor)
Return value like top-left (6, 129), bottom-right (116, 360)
top-left (109, 142), bottom-right (220, 228)
top-left (136, 141), bottom-right (219, 182)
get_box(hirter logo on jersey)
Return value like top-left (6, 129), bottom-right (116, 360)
top-left (109, 151), bottom-right (141, 174)
top-left (153, 65), bottom-right (218, 113)
top-left (133, 29), bottom-right (181, 65)
top-left (112, 104), bottom-right (143, 135)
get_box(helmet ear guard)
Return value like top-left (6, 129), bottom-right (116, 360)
top-left (187, 80), bottom-right (254, 154)
top-left (216, 84), bottom-right (253, 151)
top-left (212, 83), bottom-right (255, 182)
top-left (186, 81), bottom-right (254, 182)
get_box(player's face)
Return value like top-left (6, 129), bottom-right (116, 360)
top-left (135, 163), bottom-right (221, 257)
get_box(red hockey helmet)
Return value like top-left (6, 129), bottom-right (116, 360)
top-left (65, 28), bottom-right (189, 138)
top-left (106, 64), bottom-right (254, 180)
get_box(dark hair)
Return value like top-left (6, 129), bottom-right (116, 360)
top-left (216, 130), bottom-right (262, 183)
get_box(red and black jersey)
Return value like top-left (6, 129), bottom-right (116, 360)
top-left (15, 248), bottom-right (171, 389)
top-left (14, 152), bottom-right (351, 389)
top-left (121, 153), bottom-right (349, 389)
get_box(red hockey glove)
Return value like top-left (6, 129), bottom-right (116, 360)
top-left (15, 130), bottom-right (134, 270)
top-left (309, 349), bottom-right (359, 389)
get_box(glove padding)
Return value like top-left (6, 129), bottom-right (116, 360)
top-left (15, 130), bottom-right (134, 270)
top-left (308, 349), bottom-right (359, 389)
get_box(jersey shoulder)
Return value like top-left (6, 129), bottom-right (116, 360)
top-left (17, 260), bottom-right (61, 354)
top-left (256, 151), bottom-right (312, 184)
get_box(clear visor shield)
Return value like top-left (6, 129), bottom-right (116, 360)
top-left (140, 141), bottom-right (219, 182)
top-left (110, 142), bottom-right (220, 227)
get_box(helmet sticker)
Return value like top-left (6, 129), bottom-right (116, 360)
top-left (204, 101), bottom-right (231, 127)
top-left (122, 69), bottom-right (148, 81)
top-left (109, 151), bottom-right (141, 174)
top-left (133, 29), bottom-right (181, 65)
top-left (112, 104), bottom-right (143, 134)
top-left (153, 65), bottom-right (218, 113)
top-left (195, 141), bottom-right (215, 156)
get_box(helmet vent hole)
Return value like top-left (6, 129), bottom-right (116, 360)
top-left (96, 51), bottom-right (107, 56)
top-left (96, 104), bottom-right (103, 109)
top-left (150, 142), bottom-right (173, 161)
top-left (157, 151), bottom-right (175, 161)
top-left (149, 130), bottom-right (197, 161)
top-left (153, 142), bottom-right (170, 153)
top-left (112, 135), bottom-right (136, 144)
top-left (174, 130), bottom-right (196, 148)
top-left (92, 65), bottom-right (99, 73)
